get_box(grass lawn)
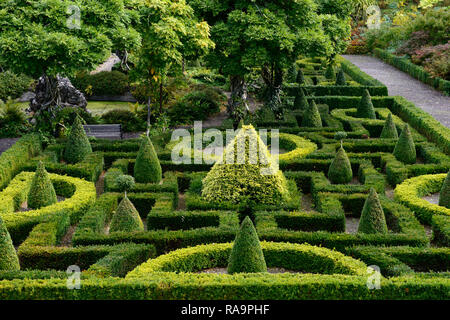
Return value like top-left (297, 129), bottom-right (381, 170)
top-left (15, 101), bottom-right (133, 116)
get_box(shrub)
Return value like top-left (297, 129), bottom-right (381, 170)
top-left (0, 216), bottom-right (20, 271)
top-left (380, 113), bottom-right (398, 139)
top-left (358, 188), bottom-right (388, 234)
top-left (101, 109), bottom-right (146, 132)
top-left (116, 175), bottom-right (135, 194)
top-left (301, 100), bottom-right (322, 128)
top-left (296, 69), bottom-right (305, 84)
top-left (71, 71), bottom-right (129, 96)
top-left (393, 124), bottom-right (416, 164)
top-left (0, 100), bottom-right (30, 138)
top-left (286, 64), bottom-right (298, 83)
top-left (64, 115), bottom-right (92, 164)
top-left (335, 68), bottom-right (346, 85)
top-left (356, 90), bottom-right (376, 119)
top-left (328, 147), bottom-right (353, 184)
top-left (27, 161), bottom-right (57, 210)
top-left (201, 125), bottom-right (289, 205)
top-left (227, 216), bottom-right (267, 274)
top-left (396, 31), bottom-right (431, 56)
top-left (439, 170), bottom-right (450, 208)
top-left (293, 87), bottom-right (308, 110)
top-left (134, 136), bottom-right (162, 184)
top-left (168, 89), bottom-right (221, 124)
top-left (325, 64), bottom-right (336, 80)
top-left (0, 71), bottom-right (33, 101)
top-left (109, 196), bottom-right (144, 233)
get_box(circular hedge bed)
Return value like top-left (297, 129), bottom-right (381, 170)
top-left (394, 173), bottom-right (450, 224)
top-left (127, 242), bottom-right (367, 277)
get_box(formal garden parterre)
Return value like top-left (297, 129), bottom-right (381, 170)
top-left (0, 0), bottom-right (449, 301)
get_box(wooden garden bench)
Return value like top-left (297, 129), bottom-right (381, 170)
top-left (83, 124), bottom-right (123, 140)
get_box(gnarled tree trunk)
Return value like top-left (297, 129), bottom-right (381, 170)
top-left (228, 75), bottom-right (248, 129)
top-left (261, 64), bottom-right (283, 118)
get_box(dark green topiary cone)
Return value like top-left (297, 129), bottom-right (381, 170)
top-left (110, 196), bottom-right (144, 233)
top-left (439, 170), bottom-right (450, 208)
top-left (356, 90), bottom-right (376, 119)
top-left (27, 161), bottom-right (57, 209)
top-left (0, 216), bottom-right (20, 271)
top-left (380, 113), bottom-right (398, 139)
top-left (358, 188), bottom-right (388, 234)
top-left (227, 216), bottom-right (267, 274)
top-left (335, 68), bottom-right (346, 85)
top-left (64, 115), bottom-right (92, 164)
top-left (294, 87), bottom-right (308, 110)
top-left (325, 64), bottom-right (335, 80)
top-left (393, 124), bottom-right (416, 164)
top-left (328, 147), bottom-right (353, 184)
top-left (296, 69), bottom-right (305, 85)
top-left (301, 100), bottom-right (322, 127)
top-left (287, 63), bottom-right (298, 83)
top-left (134, 136), bottom-right (162, 183)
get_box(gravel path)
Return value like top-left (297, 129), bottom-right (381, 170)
top-left (0, 138), bottom-right (19, 156)
top-left (342, 55), bottom-right (450, 128)
top-left (91, 54), bottom-right (121, 75)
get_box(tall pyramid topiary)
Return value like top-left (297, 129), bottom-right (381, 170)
top-left (393, 124), bottom-right (416, 164)
top-left (0, 216), bottom-right (20, 271)
top-left (380, 113), bottom-right (398, 139)
top-left (335, 68), bottom-right (346, 85)
top-left (439, 170), bottom-right (450, 208)
top-left (64, 115), bottom-right (92, 164)
top-left (110, 196), bottom-right (144, 233)
top-left (28, 161), bottom-right (57, 209)
top-left (328, 147), bottom-right (353, 184)
top-left (356, 90), bottom-right (376, 119)
top-left (227, 216), bottom-right (267, 274)
top-left (134, 135), bottom-right (162, 183)
top-left (296, 68), bottom-right (305, 84)
top-left (358, 188), bottom-right (388, 234)
top-left (202, 125), bottom-right (289, 205)
top-left (293, 87), bottom-right (308, 110)
top-left (301, 100), bottom-right (322, 127)
top-left (325, 64), bottom-right (336, 80)
top-left (287, 63), bottom-right (298, 83)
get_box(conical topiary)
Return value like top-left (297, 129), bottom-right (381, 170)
top-left (325, 64), bottom-right (336, 80)
top-left (0, 216), bottom-right (20, 271)
top-left (393, 124), bottom-right (416, 164)
top-left (27, 161), bottom-right (57, 209)
top-left (296, 69), bottom-right (305, 84)
top-left (134, 136), bottom-right (162, 183)
top-left (202, 125), bottom-right (289, 205)
top-left (64, 115), bottom-right (92, 164)
top-left (439, 170), bottom-right (450, 208)
top-left (293, 87), bottom-right (308, 110)
top-left (335, 68), bottom-right (346, 85)
top-left (110, 196), bottom-right (144, 233)
top-left (301, 100), bottom-right (322, 127)
top-left (287, 63), bottom-right (297, 83)
top-left (227, 216), bottom-right (267, 274)
top-left (380, 113), bottom-right (398, 139)
top-left (357, 188), bottom-right (388, 234)
top-left (328, 147), bottom-right (353, 184)
top-left (356, 90), bottom-right (376, 119)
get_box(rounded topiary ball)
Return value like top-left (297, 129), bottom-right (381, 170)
top-left (116, 175), bottom-right (135, 193)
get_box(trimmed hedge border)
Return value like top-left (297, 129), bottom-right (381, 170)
top-left (374, 49), bottom-right (450, 95)
top-left (394, 174), bottom-right (450, 225)
top-left (126, 242), bottom-right (368, 277)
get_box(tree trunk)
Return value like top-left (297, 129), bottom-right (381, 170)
top-left (146, 95), bottom-right (151, 137)
top-left (228, 75), bottom-right (248, 129)
top-left (159, 81), bottom-right (163, 114)
top-left (261, 64), bottom-right (283, 118)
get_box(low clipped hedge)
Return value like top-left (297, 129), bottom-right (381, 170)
top-left (0, 172), bottom-right (96, 243)
top-left (394, 174), bottom-right (450, 224)
top-left (126, 242), bottom-right (367, 277)
top-left (0, 134), bottom-right (41, 190)
top-left (374, 48), bottom-right (450, 95)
